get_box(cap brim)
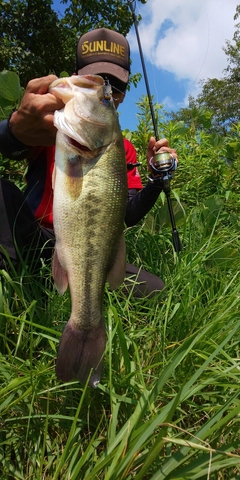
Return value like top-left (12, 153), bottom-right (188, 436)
top-left (77, 62), bottom-right (129, 84)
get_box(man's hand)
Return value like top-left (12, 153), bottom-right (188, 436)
top-left (147, 137), bottom-right (178, 176)
top-left (9, 75), bottom-right (65, 146)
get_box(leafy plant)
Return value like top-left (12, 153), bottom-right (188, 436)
top-left (0, 70), bottom-right (26, 187)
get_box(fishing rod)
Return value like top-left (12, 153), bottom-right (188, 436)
top-left (127, 0), bottom-right (182, 253)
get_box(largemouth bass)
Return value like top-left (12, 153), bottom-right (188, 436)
top-left (49, 75), bottom-right (127, 387)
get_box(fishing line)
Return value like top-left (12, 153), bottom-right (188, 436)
top-left (131, 0), bottom-right (160, 105)
top-left (127, 0), bottom-right (182, 253)
top-left (186, 6), bottom-right (210, 94)
top-left (128, 0), bottom-right (159, 139)
top-left (131, 1), bottom-right (210, 105)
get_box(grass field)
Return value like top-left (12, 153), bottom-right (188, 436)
top-left (0, 197), bottom-right (240, 479)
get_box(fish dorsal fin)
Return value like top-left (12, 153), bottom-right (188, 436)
top-left (52, 248), bottom-right (69, 295)
top-left (107, 233), bottom-right (126, 290)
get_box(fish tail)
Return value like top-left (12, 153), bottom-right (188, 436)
top-left (56, 321), bottom-right (106, 388)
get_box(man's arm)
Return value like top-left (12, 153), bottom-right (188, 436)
top-left (125, 183), bottom-right (163, 227)
top-left (0, 118), bottom-right (33, 160)
top-left (9, 75), bottom-right (64, 146)
top-left (125, 137), bottom-right (178, 227)
top-left (0, 75), bottom-right (65, 160)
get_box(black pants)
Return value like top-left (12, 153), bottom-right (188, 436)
top-left (0, 179), bottom-right (164, 297)
top-left (0, 179), bottom-right (54, 271)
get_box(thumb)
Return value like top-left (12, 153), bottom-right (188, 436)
top-left (147, 136), bottom-right (156, 153)
top-left (147, 136), bottom-right (157, 162)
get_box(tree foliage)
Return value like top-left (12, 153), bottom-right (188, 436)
top-left (0, 0), bottom-right (146, 87)
top-left (123, 92), bottom-right (240, 235)
top-left (0, 0), bottom-right (75, 86)
top-left (62, 0), bottom-right (135, 37)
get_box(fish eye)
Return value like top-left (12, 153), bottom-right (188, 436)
top-left (101, 97), bottom-right (113, 107)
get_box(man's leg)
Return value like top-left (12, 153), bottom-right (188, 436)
top-left (0, 179), bottom-right (54, 270)
top-left (124, 262), bottom-right (165, 298)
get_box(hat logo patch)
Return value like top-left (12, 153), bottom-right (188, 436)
top-left (82, 40), bottom-right (125, 59)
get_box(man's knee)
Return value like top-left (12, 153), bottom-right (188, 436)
top-left (124, 263), bottom-right (164, 298)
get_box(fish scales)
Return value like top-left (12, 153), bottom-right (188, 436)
top-left (49, 75), bottom-right (127, 387)
top-left (54, 139), bottom-right (126, 325)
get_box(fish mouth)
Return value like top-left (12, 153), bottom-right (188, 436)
top-left (67, 136), bottom-right (107, 156)
top-left (68, 137), bottom-right (91, 152)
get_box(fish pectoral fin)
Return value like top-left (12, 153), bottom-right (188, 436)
top-left (107, 233), bottom-right (126, 290)
top-left (52, 248), bottom-right (69, 295)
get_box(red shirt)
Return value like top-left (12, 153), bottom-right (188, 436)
top-left (25, 137), bottom-right (143, 229)
top-left (124, 138), bottom-right (143, 189)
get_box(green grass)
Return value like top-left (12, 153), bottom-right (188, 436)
top-left (0, 206), bottom-right (240, 479)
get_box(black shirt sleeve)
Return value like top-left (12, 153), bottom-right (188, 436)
top-left (0, 118), bottom-right (32, 160)
top-left (125, 183), bottom-right (163, 227)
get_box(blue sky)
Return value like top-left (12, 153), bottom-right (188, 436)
top-left (53, 0), bottom-right (239, 132)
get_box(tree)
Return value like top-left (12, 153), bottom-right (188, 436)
top-left (0, 0), bottom-right (146, 87)
top-left (223, 5), bottom-right (240, 80)
top-left (62, 0), bottom-right (135, 37)
top-left (0, 0), bottom-right (75, 86)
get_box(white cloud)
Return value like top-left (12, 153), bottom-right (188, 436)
top-left (128, 0), bottom-right (238, 98)
top-left (161, 95), bottom-right (177, 110)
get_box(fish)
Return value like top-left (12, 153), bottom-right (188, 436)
top-left (49, 75), bottom-right (128, 387)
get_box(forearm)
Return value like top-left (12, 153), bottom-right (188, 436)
top-left (125, 182), bottom-right (163, 227)
top-left (0, 119), bottom-right (33, 160)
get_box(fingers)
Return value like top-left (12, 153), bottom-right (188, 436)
top-left (147, 137), bottom-right (178, 163)
top-left (147, 136), bottom-right (156, 152)
top-left (154, 138), bottom-right (169, 150)
top-left (26, 75), bottom-right (65, 112)
top-left (147, 137), bottom-right (171, 155)
top-left (32, 92), bottom-right (65, 114)
top-left (9, 75), bottom-right (65, 146)
top-left (25, 75), bottom-right (58, 94)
